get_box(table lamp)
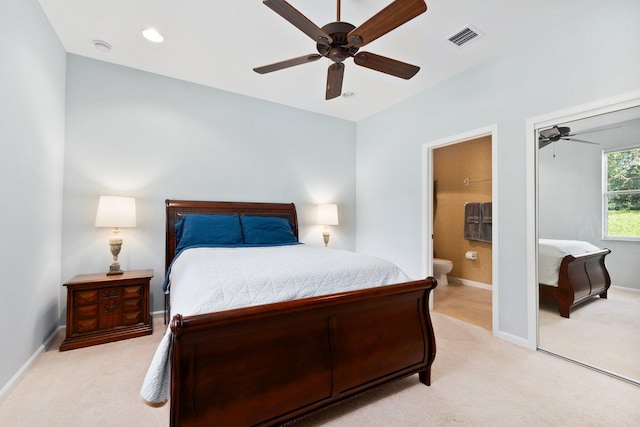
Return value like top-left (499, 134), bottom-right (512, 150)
top-left (317, 204), bottom-right (339, 247)
top-left (95, 196), bottom-right (136, 275)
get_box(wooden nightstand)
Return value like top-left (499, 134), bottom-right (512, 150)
top-left (60, 269), bottom-right (154, 351)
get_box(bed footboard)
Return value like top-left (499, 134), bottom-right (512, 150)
top-left (539, 249), bottom-right (611, 318)
top-left (169, 278), bottom-right (437, 426)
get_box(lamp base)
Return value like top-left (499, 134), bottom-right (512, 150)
top-left (106, 236), bottom-right (124, 275)
top-left (107, 265), bottom-right (124, 276)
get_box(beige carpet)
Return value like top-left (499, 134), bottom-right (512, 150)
top-left (1, 313), bottom-right (639, 426)
top-left (539, 286), bottom-right (640, 384)
top-left (0, 316), bottom-right (169, 426)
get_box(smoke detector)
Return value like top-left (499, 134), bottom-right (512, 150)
top-left (93, 40), bottom-right (112, 52)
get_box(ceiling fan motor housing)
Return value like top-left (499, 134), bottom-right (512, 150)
top-left (549, 126), bottom-right (571, 142)
top-left (255, 0), bottom-right (428, 100)
top-left (317, 22), bottom-right (359, 63)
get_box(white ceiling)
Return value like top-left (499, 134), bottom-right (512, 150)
top-left (39, 0), bottom-right (610, 122)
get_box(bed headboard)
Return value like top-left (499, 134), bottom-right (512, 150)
top-left (165, 200), bottom-right (299, 273)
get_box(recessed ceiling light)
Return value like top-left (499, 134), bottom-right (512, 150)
top-left (342, 91), bottom-right (355, 98)
top-left (142, 28), bottom-right (165, 43)
top-left (93, 40), bottom-right (111, 52)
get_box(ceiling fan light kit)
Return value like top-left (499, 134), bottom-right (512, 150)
top-left (254, 0), bottom-right (428, 100)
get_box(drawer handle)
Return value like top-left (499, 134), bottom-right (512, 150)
top-left (102, 289), bottom-right (119, 299)
top-left (103, 302), bottom-right (120, 313)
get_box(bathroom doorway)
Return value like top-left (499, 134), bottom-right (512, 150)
top-left (423, 126), bottom-right (498, 333)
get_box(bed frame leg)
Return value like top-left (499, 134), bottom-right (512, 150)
top-left (419, 369), bottom-right (431, 386)
top-left (600, 291), bottom-right (608, 299)
top-left (558, 306), bottom-right (570, 318)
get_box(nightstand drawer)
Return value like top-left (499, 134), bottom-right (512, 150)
top-left (76, 318), bottom-right (98, 333)
top-left (76, 290), bottom-right (99, 305)
top-left (123, 285), bottom-right (143, 299)
top-left (77, 304), bottom-right (98, 318)
top-left (60, 269), bottom-right (154, 351)
top-left (122, 298), bottom-right (142, 312)
top-left (122, 311), bottom-right (142, 325)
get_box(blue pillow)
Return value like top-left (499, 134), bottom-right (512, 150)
top-left (175, 214), bottom-right (243, 253)
top-left (240, 215), bottom-right (297, 245)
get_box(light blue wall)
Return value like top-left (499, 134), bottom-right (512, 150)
top-left (355, 0), bottom-right (640, 341)
top-left (0, 0), bottom-right (66, 393)
top-left (62, 55), bottom-right (357, 314)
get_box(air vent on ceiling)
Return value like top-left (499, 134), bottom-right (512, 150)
top-left (448, 25), bottom-right (483, 47)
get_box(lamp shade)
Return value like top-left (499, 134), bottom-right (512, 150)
top-left (317, 204), bottom-right (339, 226)
top-left (95, 196), bottom-right (136, 228)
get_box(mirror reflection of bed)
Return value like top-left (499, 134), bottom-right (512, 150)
top-left (538, 239), bottom-right (611, 318)
top-left (537, 106), bottom-right (640, 385)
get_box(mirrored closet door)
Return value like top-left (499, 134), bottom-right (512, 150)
top-left (537, 105), bottom-right (640, 385)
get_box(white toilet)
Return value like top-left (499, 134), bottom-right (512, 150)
top-left (433, 258), bottom-right (453, 286)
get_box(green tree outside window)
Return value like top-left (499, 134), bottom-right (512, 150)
top-left (605, 148), bottom-right (640, 238)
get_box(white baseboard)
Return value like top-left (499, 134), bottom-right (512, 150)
top-left (152, 309), bottom-right (166, 323)
top-left (610, 285), bottom-right (640, 294)
top-left (0, 325), bottom-right (64, 404)
top-left (448, 276), bottom-right (492, 290)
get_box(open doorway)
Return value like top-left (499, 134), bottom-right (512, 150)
top-left (423, 126), bottom-right (498, 333)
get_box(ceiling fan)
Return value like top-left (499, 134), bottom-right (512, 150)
top-left (538, 125), bottom-right (621, 149)
top-left (253, 0), bottom-right (427, 100)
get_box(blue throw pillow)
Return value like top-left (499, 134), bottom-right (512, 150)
top-left (175, 214), bottom-right (243, 252)
top-left (240, 215), bottom-right (297, 245)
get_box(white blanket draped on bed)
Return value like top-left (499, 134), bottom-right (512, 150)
top-left (140, 244), bottom-right (411, 405)
top-left (538, 239), bottom-right (602, 286)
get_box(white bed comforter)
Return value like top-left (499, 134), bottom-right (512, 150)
top-left (140, 244), bottom-right (410, 405)
top-left (538, 239), bottom-right (602, 286)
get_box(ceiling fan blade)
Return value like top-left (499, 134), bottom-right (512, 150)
top-left (253, 54), bottom-right (322, 74)
top-left (326, 63), bottom-right (345, 100)
top-left (354, 52), bottom-right (420, 79)
top-left (263, 0), bottom-right (332, 46)
top-left (562, 138), bottom-right (599, 145)
top-left (568, 125), bottom-right (623, 136)
top-left (346, 0), bottom-right (427, 48)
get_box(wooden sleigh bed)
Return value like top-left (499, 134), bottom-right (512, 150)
top-left (538, 239), bottom-right (611, 318)
top-left (156, 200), bottom-right (437, 426)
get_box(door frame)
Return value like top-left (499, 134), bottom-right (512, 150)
top-left (525, 89), bottom-right (640, 349)
top-left (422, 124), bottom-right (499, 334)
